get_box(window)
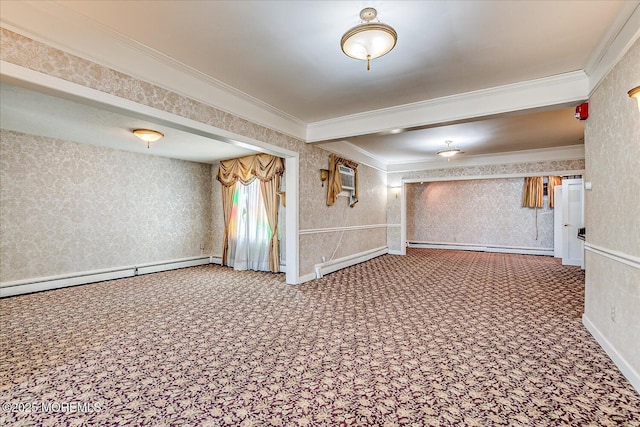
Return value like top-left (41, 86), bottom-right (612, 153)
top-left (227, 179), bottom-right (271, 271)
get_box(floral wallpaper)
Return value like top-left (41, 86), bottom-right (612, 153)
top-left (210, 163), bottom-right (225, 259)
top-left (296, 149), bottom-right (387, 275)
top-left (0, 130), bottom-right (213, 282)
top-left (386, 159), bottom-right (585, 252)
top-left (298, 148), bottom-right (387, 231)
top-left (406, 179), bottom-right (554, 249)
top-left (584, 40), bottom-right (640, 257)
top-left (386, 189), bottom-right (402, 252)
top-left (583, 39), bottom-right (640, 373)
top-left (0, 28), bottom-right (389, 281)
top-left (299, 228), bottom-right (387, 276)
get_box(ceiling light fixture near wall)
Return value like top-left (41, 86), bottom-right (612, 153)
top-left (341, 7), bottom-right (397, 71)
top-left (133, 129), bottom-right (164, 149)
top-left (628, 85), bottom-right (640, 112)
top-left (437, 140), bottom-right (460, 160)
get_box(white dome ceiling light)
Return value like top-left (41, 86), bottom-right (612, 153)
top-left (437, 140), bottom-right (461, 160)
top-left (341, 7), bottom-right (397, 71)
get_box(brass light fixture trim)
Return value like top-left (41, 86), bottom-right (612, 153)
top-left (341, 7), bottom-right (397, 71)
top-left (320, 169), bottom-right (329, 186)
top-left (133, 129), bottom-right (164, 149)
top-left (628, 85), bottom-right (640, 112)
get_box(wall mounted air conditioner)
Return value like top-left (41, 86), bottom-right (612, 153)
top-left (338, 165), bottom-right (355, 191)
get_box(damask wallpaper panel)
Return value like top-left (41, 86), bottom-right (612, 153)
top-left (406, 178), bottom-right (554, 249)
top-left (297, 150), bottom-right (387, 274)
top-left (386, 159), bottom-right (585, 252)
top-left (584, 39), bottom-right (639, 257)
top-left (386, 187), bottom-right (402, 252)
top-left (0, 130), bottom-right (213, 282)
top-left (298, 146), bottom-right (387, 231)
top-left (1, 28), bottom-right (390, 281)
top-left (299, 228), bottom-right (387, 276)
top-left (583, 39), bottom-right (639, 378)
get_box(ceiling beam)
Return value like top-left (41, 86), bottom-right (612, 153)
top-left (0, 1), bottom-right (308, 141)
top-left (306, 71), bottom-right (589, 143)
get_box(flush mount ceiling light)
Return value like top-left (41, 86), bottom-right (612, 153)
top-left (437, 140), bottom-right (460, 159)
top-left (628, 85), bottom-right (640, 112)
top-left (133, 129), bottom-right (164, 149)
top-left (341, 7), bottom-right (397, 71)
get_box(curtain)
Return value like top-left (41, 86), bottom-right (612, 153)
top-left (227, 179), bottom-right (271, 271)
top-left (547, 176), bottom-right (562, 208)
top-left (217, 154), bottom-right (284, 272)
top-left (522, 176), bottom-right (544, 208)
top-left (326, 153), bottom-right (359, 207)
top-left (260, 172), bottom-right (281, 272)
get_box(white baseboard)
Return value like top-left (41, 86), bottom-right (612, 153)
top-left (583, 314), bottom-right (640, 394)
top-left (297, 272), bottom-right (317, 284)
top-left (408, 242), bottom-right (554, 256)
top-left (314, 246), bottom-right (388, 279)
top-left (0, 256), bottom-right (212, 298)
top-left (388, 249), bottom-right (404, 255)
top-left (136, 257), bottom-right (211, 275)
top-left (0, 268), bottom-right (135, 298)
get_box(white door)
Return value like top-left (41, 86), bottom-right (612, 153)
top-left (561, 179), bottom-right (584, 266)
top-left (554, 186), bottom-right (563, 258)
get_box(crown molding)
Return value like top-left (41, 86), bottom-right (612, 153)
top-left (0, 61), bottom-right (300, 160)
top-left (317, 140), bottom-right (388, 172)
top-left (317, 137), bottom-right (585, 174)
top-left (1, 0), bottom-right (636, 147)
top-left (0, 1), bottom-right (307, 140)
top-left (307, 71), bottom-right (589, 143)
top-left (585, 1), bottom-right (640, 95)
top-left (385, 145), bottom-right (585, 174)
top-left (307, 3), bottom-right (640, 143)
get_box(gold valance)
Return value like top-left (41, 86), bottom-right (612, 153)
top-left (217, 153), bottom-right (284, 273)
top-left (216, 153), bottom-right (284, 187)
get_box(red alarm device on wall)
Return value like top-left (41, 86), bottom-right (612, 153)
top-left (575, 102), bottom-right (588, 120)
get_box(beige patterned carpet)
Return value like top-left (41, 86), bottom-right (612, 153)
top-left (1, 249), bottom-right (639, 426)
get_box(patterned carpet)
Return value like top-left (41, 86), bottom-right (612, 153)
top-left (1, 249), bottom-right (638, 426)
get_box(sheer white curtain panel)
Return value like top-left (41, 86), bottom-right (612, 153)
top-left (227, 179), bottom-right (271, 272)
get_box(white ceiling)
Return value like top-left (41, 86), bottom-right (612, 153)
top-left (334, 107), bottom-right (585, 164)
top-left (51, 0), bottom-right (625, 122)
top-left (0, 82), bottom-right (257, 163)
top-left (1, 1), bottom-right (638, 167)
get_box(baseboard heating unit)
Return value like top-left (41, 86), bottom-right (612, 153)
top-left (0, 256), bottom-right (211, 297)
top-left (408, 242), bottom-right (554, 256)
top-left (314, 246), bottom-right (388, 279)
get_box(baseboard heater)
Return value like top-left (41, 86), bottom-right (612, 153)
top-left (314, 246), bottom-right (388, 279)
top-left (408, 242), bottom-right (554, 256)
top-left (0, 255), bottom-right (212, 298)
